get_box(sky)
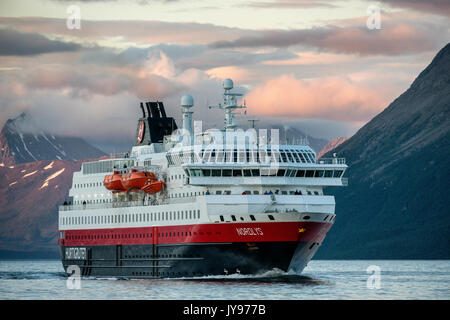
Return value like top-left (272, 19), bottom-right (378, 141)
top-left (0, 0), bottom-right (449, 152)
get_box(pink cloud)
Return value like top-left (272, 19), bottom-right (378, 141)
top-left (245, 75), bottom-right (390, 122)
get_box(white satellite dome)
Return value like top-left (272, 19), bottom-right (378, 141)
top-left (181, 94), bottom-right (194, 107)
top-left (223, 78), bottom-right (234, 90)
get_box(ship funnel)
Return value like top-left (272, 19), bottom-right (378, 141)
top-left (140, 102), bottom-right (146, 118)
top-left (181, 94), bottom-right (194, 140)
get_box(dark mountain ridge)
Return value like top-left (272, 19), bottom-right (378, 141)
top-left (316, 43), bottom-right (450, 259)
top-left (1, 113), bottom-right (106, 166)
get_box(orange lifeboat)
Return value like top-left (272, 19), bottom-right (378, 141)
top-left (103, 171), bottom-right (125, 191)
top-left (121, 169), bottom-right (156, 191)
top-left (141, 180), bottom-right (165, 194)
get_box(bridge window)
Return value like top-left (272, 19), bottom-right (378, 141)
top-left (212, 169), bottom-right (221, 177)
top-left (305, 170), bottom-right (314, 177)
top-left (222, 169), bottom-right (232, 177)
top-left (324, 170), bottom-right (333, 177)
top-left (333, 170), bottom-right (343, 178)
top-left (243, 169), bottom-right (252, 177)
top-left (314, 170), bottom-right (324, 178)
top-left (296, 170), bottom-right (305, 177)
top-left (233, 169), bottom-right (242, 177)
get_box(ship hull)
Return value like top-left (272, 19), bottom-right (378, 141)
top-left (60, 240), bottom-right (320, 278)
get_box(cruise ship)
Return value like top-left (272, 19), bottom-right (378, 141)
top-left (58, 79), bottom-right (347, 278)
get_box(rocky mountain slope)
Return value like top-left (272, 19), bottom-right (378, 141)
top-left (317, 137), bottom-right (348, 158)
top-left (316, 43), bottom-right (450, 259)
top-left (0, 159), bottom-right (83, 257)
top-left (0, 113), bottom-right (106, 166)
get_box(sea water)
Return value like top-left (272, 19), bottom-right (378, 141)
top-left (0, 260), bottom-right (448, 300)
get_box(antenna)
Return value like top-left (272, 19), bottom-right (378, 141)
top-left (247, 118), bottom-right (259, 129)
top-left (208, 78), bottom-right (246, 130)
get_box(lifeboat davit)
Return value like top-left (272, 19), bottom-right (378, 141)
top-left (103, 171), bottom-right (126, 191)
top-left (141, 181), bottom-right (165, 194)
top-left (121, 169), bottom-right (156, 191)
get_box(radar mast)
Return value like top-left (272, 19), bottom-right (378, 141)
top-left (209, 78), bottom-right (246, 130)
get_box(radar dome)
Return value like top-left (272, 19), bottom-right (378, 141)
top-left (181, 94), bottom-right (194, 107)
top-left (223, 78), bottom-right (234, 90)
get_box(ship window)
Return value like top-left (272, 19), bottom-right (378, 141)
top-left (315, 170), bottom-right (324, 178)
top-left (222, 169), bottom-right (232, 177)
top-left (216, 190), bottom-right (222, 195)
top-left (292, 152), bottom-right (301, 163)
top-left (286, 152), bottom-right (294, 162)
top-left (268, 215), bottom-right (275, 221)
top-left (251, 169), bottom-right (260, 176)
top-left (253, 191), bottom-right (259, 195)
top-left (231, 215), bottom-right (237, 221)
top-left (303, 215), bottom-right (311, 220)
top-left (314, 191), bottom-right (319, 195)
top-left (220, 215), bottom-right (224, 222)
top-left (297, 152), bottom-right (306, 163)
top-left (243, 169), bottom-right (252, 177)
top-left (225, 150), bottom-right (233, 163)
top-left (249, 215), bottom-right (256, 221)
top-left (324, 170), bottom-right (333, 177)
top-left (202, 169), bottom-right (211, 176)
top-left (232, 169), bottom-right (242, 177)
top-left (281, 191), bottom-right (287, 195)
top-left (333, 170), bottom-right (343, 178)
top-left (276, 169), bottom-right (286, 177)
top-left (280, 152), bottom-right (287, 162)
top-left (296, 170), bottom-right (305, 177)
top-left (211, 169), bottom-right (221, 177)
top-left (305, 170), bottom-right (314, 177)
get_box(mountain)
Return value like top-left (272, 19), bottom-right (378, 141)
top-left (317, 137), bottom-right (348, 158)
top-left (0, 159), bottom-right (83, 258)
top-left (316, 43), bottom-right (450, 259)
top-left (0, 113), bottom-right (106, 166)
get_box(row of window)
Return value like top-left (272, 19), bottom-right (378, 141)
top-left (187, 168), bottom-right (344, 178)
top-left (167, 148), bottom-right (316, 165)
top-left (61, 210), bottom-right (201, 226)
top-left (65, 230), bottom-right (199, 241)
top-left (73, 181), bottom-right (104, 189)
top-left (82, 159), bottom-right (135, 175)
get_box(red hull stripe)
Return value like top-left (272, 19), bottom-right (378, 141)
top-left (59, 222), bottom-right (332, 247)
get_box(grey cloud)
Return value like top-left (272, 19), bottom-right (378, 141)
top-left (209, 23), bottom-right (444, 56)
top-left (0, 28), bottom-right (80, 56)
top-left (247, 0), bottom-right (337, 9)
top-left (378, 0), bottom-right (450, 17)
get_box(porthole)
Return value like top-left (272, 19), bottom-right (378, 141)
top-left (303, 215), bottom-right (310, 220)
